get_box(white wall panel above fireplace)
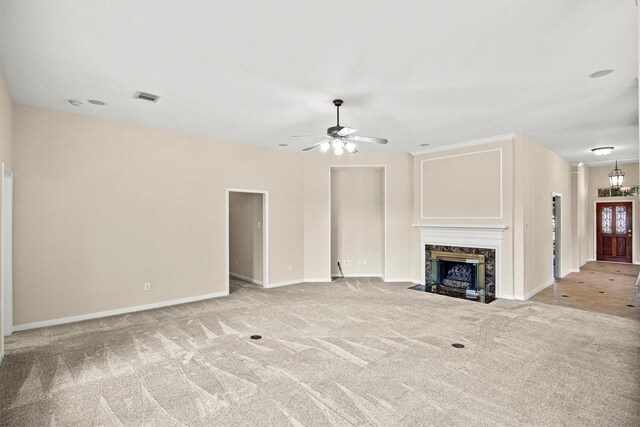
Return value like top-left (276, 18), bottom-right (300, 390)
top-left (421, 149), bottom-right (503, 219)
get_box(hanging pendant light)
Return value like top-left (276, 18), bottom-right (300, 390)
top-left (608, 160), bottom-right (625, 190)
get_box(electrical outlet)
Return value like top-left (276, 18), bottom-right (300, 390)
top-left (235, 259), bottom-right (238, 265)
top-left (144, 282), bottom-right (151, 291)
top-left (289, 264), bottom-right (294, 271)
top-left (258, 221), bottom-right (261, 229)
top-left (363, 260), bottom-right (367, 265)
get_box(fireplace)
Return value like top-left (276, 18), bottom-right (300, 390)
top-left (429, 251), bottom-right (486, 301)
top-left (410, 244), bottom-right (496, 303)
top-left (414, 225), bottom-right (506, 301)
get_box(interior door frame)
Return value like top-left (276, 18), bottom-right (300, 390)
top-left (1, 163), bottom-right (12, 337)
top-left (225, 188), bottom-right (269, 294)
top-left (594, 200), bottom-right (634, 263)
top-left (552, 192), bottom-right (561, 278)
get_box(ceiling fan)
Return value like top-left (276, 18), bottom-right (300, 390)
top-left (293, 99), bottom-right (388, 154)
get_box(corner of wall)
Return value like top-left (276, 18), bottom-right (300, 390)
top-left (0, 69), bottom-right (15, 358)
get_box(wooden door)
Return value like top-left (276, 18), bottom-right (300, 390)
top-left (596, 202), bottom-right (632, 263)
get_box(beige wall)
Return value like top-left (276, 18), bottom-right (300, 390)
top-left (585, 163), bottom-right (640, 265)
top-left (331, 167), bottom-right (384, 277)
top-left (413, 138), bottom-right (516, 297)
top-left (304, 154), bottom-right (413, 282)
top-left (13, 105), bottom-right (305, 326)
top-left (571, 164), bottom-right (589, 268)
top-left (9, 99), bottom-right (622, 327)
top-left (0, 71), bottom-right (14, 357)
top-left (515, 134), bottom-right (572, 298)
top-left (229, 192), bottom-right (263, 284)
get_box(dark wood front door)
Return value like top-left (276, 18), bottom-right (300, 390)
top-left (596, 202), bottom-right (632, 263)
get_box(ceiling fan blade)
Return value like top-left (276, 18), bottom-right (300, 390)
top-left (292, 134), bottom-right (327, 138)
top-left (348, 135), bottom-right (388, 144)
top-left (337, 127), bottom-right (357, 136)
top-left (302, 139), bottom-right (330, 151)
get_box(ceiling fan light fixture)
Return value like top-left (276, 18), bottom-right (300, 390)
top-left (591, 146), bottom-right (614, 156)
top-left (345, 141), bottom-right (356, 153)
top-left (296, 99), bottom-right (387, 153)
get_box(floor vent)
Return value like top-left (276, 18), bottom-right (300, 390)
top-left (134, 91), bottom-right (161, 103)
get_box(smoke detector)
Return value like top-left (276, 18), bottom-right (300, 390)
top-left (133, 91), bottom-right (161, 103)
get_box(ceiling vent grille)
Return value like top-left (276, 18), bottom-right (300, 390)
top-left (134, 91), bottom-right (160, 103)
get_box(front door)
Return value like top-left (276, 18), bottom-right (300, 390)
top-left (596, 202), bottom-right (632, 263)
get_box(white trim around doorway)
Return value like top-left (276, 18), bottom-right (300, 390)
top-left (552, 192), bottom-right (562, 279)
top-left (593, 200), bottom-right (637, 264)
top-left (225, 188), bottom-right (270, 294)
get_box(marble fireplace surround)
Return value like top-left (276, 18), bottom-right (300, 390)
top-left (415, 225), bottom-right (509, 299)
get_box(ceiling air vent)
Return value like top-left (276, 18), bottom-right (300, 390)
top-left (134, 91), bottom-right (160, 103)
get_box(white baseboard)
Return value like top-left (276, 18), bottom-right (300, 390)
top-left (524, 278), bottom-right (554, 300)
top-left (304, 278), bottom-right (331, 283)
top-left (13, 290), bottom-right (229, 332)
top-left (569, 268), bottom-right (580, 273)
top-left (229, 272), bottom-right (262, 286)
top-left (264, 279), bottom-right (303, 289)
top-left (384, 278), bottom-right (418, 283)
top-left (340, 274), bottom-right (382, 278)
top-left (500, 293), bottom-right (515, 300)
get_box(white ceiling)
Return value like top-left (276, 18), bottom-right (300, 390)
top-left (0, 0), bottom-right (637, 163)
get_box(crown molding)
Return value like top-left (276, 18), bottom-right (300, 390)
top-left (410, 133), bottom-right (517, 156)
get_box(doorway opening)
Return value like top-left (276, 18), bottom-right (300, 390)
top-left (330, 166), bottom-right (386, 280)
top-left (596, 201), bottom-right (632, 263)
top-left (2, 165), bottom-right (12, 336)
top-left (226, 189), bottom-right (269, 294)
top-left (552, 193), bottom-right (561, 278)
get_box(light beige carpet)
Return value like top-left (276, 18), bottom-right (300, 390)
top-left (1, 277), bottom-right (638, 426)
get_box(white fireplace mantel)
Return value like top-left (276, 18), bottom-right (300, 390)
top-left (415, 224), bottom-right (510, 299)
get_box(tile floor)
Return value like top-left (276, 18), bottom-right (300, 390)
top-left (530, 261), bottom-right (640, 319)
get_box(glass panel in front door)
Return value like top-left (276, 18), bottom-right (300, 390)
top-left (615, 206), bottom-right (627, 234)
top-left (602, 206), bottom-right (612, 233)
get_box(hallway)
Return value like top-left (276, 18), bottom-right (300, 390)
top-left (530, 262), bottom-right (640, 319)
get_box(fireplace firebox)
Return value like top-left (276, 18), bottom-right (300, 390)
top-left (429, 251), bottom-right (485, 302)
top-left (410, 245), bottom-right (495, 303)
